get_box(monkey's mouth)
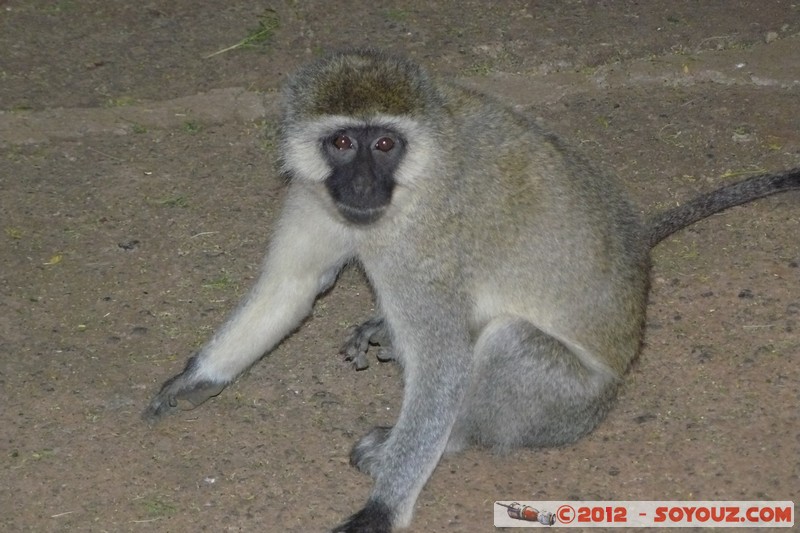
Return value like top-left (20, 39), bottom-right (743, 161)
top-left (335, 202), bottom-right (387, 225)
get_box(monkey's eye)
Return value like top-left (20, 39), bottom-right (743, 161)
top-left (374, 137), bottom-right (395, 152)
top-left (333, 134), bottom-right (353, 150)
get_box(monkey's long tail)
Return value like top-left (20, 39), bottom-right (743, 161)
top-left (646, 167), bottom-right (800, 248)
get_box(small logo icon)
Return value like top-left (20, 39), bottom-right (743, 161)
top-left (496, 502), bottom-right (556, 525)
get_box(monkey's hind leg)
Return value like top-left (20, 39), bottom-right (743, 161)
top-left (447, 317), bottom-right (619, 453)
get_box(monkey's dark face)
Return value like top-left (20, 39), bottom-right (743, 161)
top-left (322, 126), bottom-right (405, 225)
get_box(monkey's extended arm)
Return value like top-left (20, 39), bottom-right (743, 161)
top-left (143, 186), bottom-right (354, 421)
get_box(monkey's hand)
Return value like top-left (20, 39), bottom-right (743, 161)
top-left (142, 357), bottom-right (227, 423)
top-left (331, 499), bottom-right (393, 533)
top-left (342, 317), bottom-right (394, 370)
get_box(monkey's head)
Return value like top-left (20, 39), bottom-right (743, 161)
top-left (279, 50), bottom-right (444, 225)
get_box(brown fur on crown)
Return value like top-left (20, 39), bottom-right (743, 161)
top-left (282, 49), bottom-right (444, 119)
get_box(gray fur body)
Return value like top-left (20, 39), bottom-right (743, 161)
top-left (143, 50), bottom-right (799, 532)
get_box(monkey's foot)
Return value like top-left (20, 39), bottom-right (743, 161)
top-left (341, 317), bottom-right (394, 370)
top-left (350, 426), bottom-right (392, 477)
top-left (331, 499), bottom-right (393, 533)
top-left (142, 369), bottom-right (226, 423)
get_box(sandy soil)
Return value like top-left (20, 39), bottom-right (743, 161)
top-left (1, 1), bottom-right (798, 531)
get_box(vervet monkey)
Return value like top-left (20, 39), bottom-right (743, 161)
top-left (144, 49), bottom-right (799, 532)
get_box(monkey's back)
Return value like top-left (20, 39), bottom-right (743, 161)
top-left (436, 83), bottom-right (650, 376)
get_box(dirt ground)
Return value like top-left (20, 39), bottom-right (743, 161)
top-left (1, 1), bottom-right (798, 531)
